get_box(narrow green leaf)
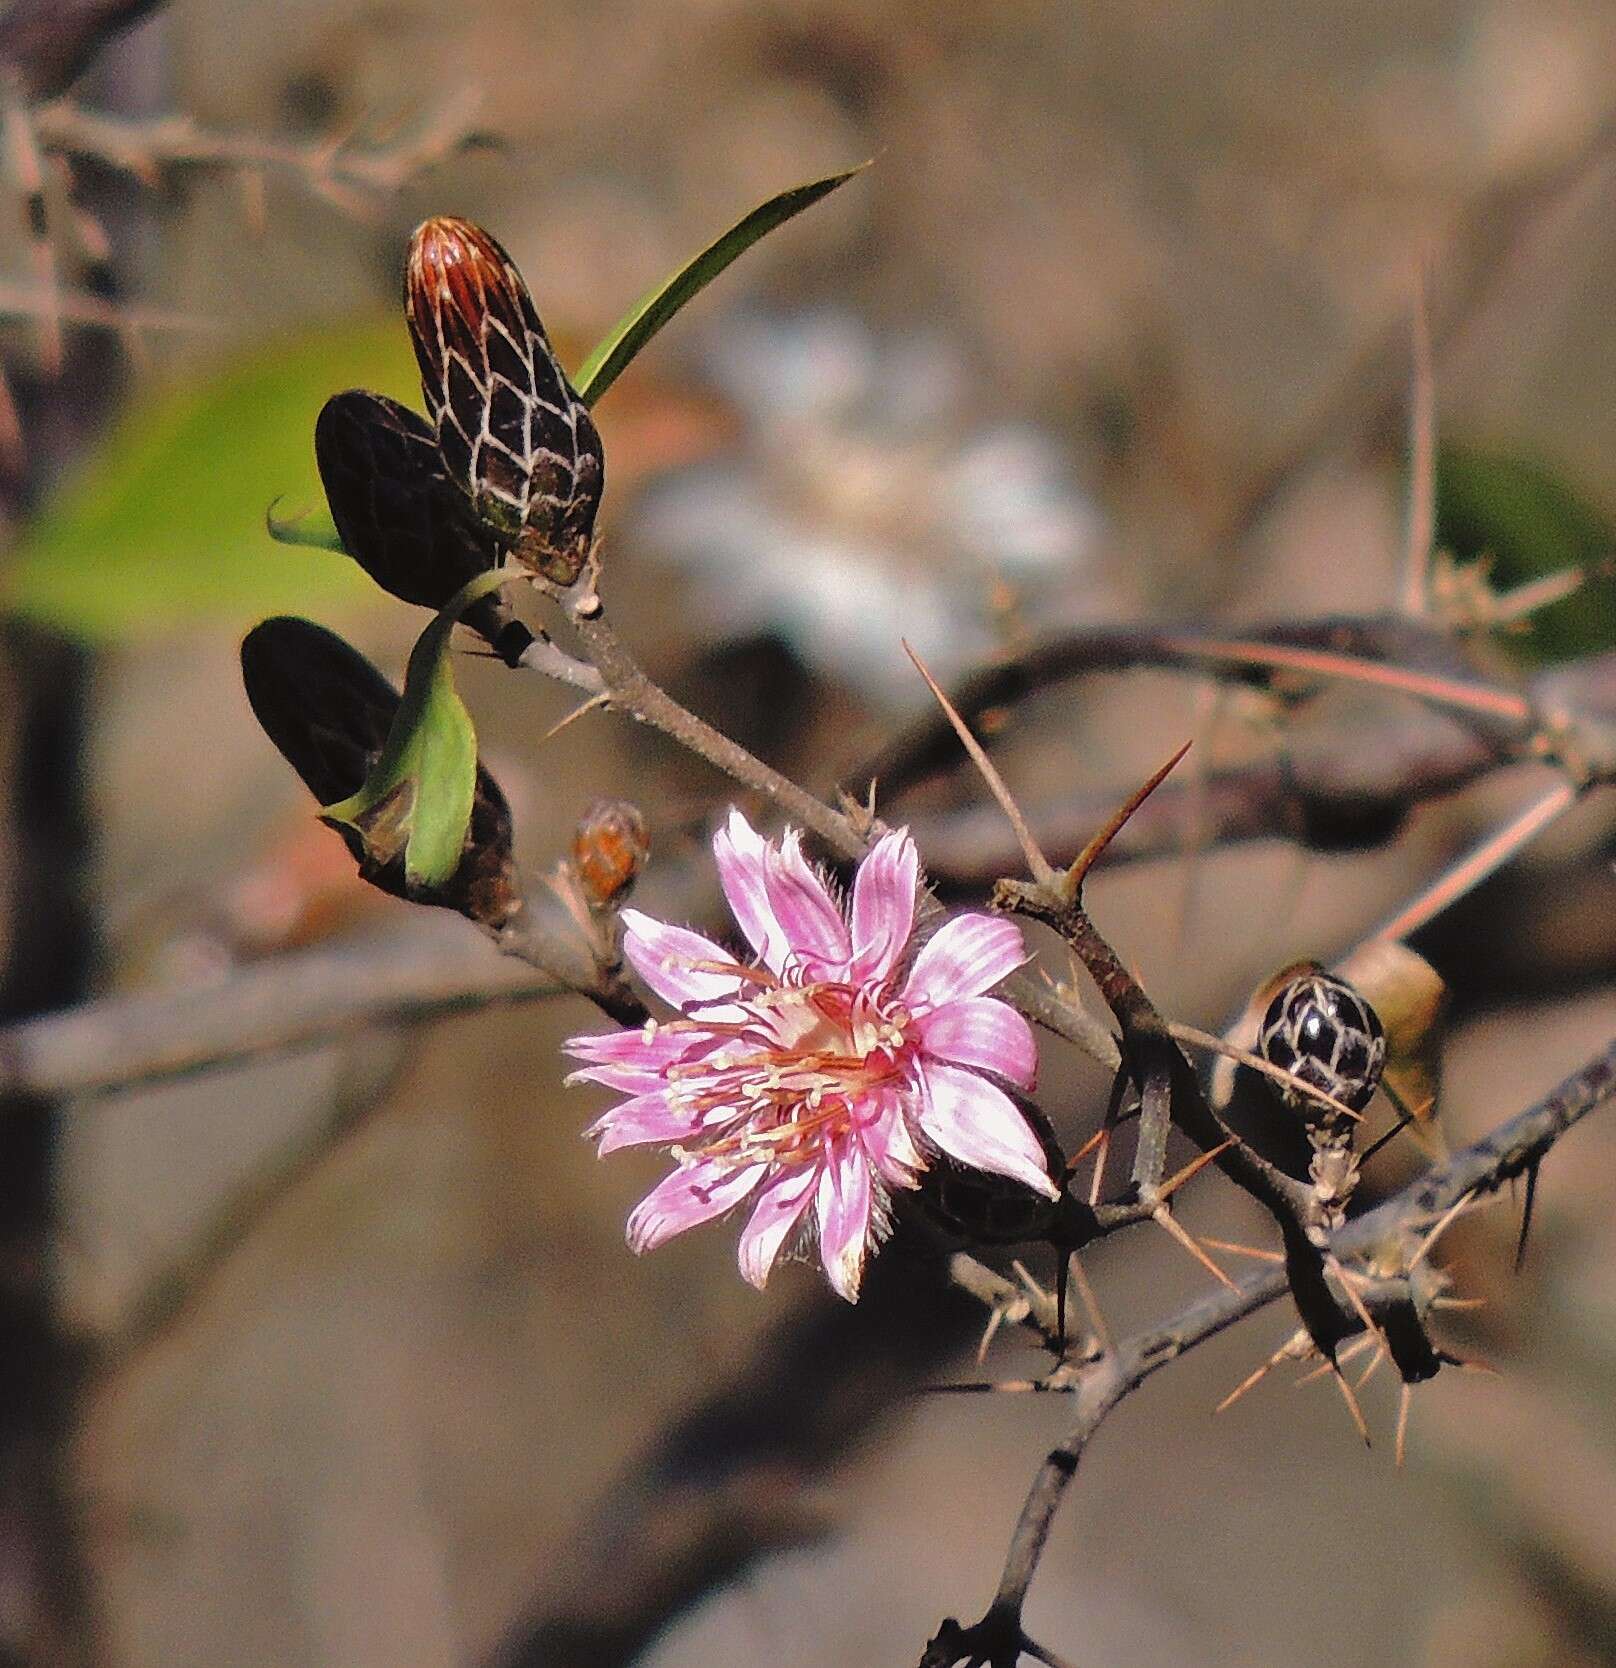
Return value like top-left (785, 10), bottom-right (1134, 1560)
top-left (266, 499), bottom-right (346, 553)
top-left (572, 161), bottom-right (871, 407)
top-left (322, 567), bottom-right (510, 887)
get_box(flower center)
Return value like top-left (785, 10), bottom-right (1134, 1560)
top-left (666, 978), bottom-right (914, 1171)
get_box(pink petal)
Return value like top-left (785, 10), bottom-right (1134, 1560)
top-left (564, 1025), bottom-right (713, 1093)
top-left (815, 1138), bottom-right (874, 1301)
top-left (736, 1164), bottom-right (819, 1289)
top-left (849, 828), bottom-right (920, 982)
top-left (566, 1059), bottom-right (672, 1095)
top-left (587, 1091), bottom-right (697, 1155)
top-left (855, 1090), bottom-right (926, 1188)
top-left (916, 997), bottom-right (1038, 1091)
top-left (626, 1159), bottom-right (766, 1254)
top-left (902, 914), bottom-right (1026, 1011)
top-left (621, 910), bottom-right (745, 1013)
top-left (564, 1025), bottom-right (706, 1068)
top-left (914, 1060), bottom-right (1058, 1199)
top-left (763, 831), bottom-right (852, 978)
top-left (712, 808), bottom-right (791, 972)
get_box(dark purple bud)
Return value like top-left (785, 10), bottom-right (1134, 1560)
top-left (241, 617), bottom-right (521, 930)
top-left (1258, 971), bottom-right (1387, 1117)
top-left (314, 390), bottom-right (533, 667)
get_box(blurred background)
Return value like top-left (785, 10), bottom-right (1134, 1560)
top-left (0, 0), bottom-right (1613, 1663)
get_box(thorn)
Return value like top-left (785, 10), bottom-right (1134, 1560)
top-left (1023, 1634), bottom-right (1080, 1668)
top-left (1064, 739), bottom-right (1193, 893)
top-left (1439, 1351), bottom-right (1500, 1377)
top-left (1400, 264), bottom-right (1435, 618)
top-left (1368, 782), bottom-right (1576, 946)
top-left (902, 638), bottom-right (1056, 887)
top-left (1152, 1205), bottom-right (1235, 1289)
top-left (541, 691), bottom-right (611, 742)
top-left (1410, 1189), bottom-right (1478, 1270)
top-left (1355, 1345), bottom-right (1388, 1392)
top-left (1295, 1333), bottom-right (1376, 1387)
top-left (1513, 1159), bottom-right (1540, 1273)
top-left (1328, 1251), bottom-right (1390, 1355)
top-left (1063, 1122), bottom-right (1108, 1183)
top-left (1216, 1342), bottom-right (1294, 1414)
top-left (1198, 1236), bottom-right (1284, 1263)
top-left (1065, 1250), bottom-right (1112, 1359)
top-left (1075, 1067), bottom-right (1130, 1203)
top-left (1330, 1360), bottom-right (1373, 1448)
top-left (1009, 1258), bottom-right (1050, 1309)
top-left (1086, 1121), bottom-right (1113, 1206)
top-left (1158, 1139), bottom-right (1235, 1201)
top-left (1169, 1021), bottom-right (1363, 1122)
top-left (923, 1378), bottom-right (1054, 1395)
top-left (1359, 1111), bottom-right (1416, 1166)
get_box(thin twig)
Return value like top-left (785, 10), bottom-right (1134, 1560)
top-left (1401, 270), bottom-right (1435, 618)
top-left (0, 913), bottom-right (631, 1101)
top-left (925, 1035), bottom-right (1616, 1665)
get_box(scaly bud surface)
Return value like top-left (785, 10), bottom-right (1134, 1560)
top-left (405, 216), bottom-right (604, 583)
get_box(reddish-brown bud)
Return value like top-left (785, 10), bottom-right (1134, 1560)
top-left (404, 215), bottom-right (604, 584)
top-left (571, 799), bottom-right (649, 909)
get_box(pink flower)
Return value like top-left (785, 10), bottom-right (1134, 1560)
top-left (565, 809), bottom-right (1056, 1301)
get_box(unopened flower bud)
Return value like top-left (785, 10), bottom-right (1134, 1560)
top-left (1258, 970), bottom-right (1386, 1121)
top-left (241, 617), bottom-right (521, 931)
top-left (314, 389), bottom-right (533, 667)
top-left (404, 215), bottom-right (604, 584)
top-left (571, 799), bottom-right (649, 909)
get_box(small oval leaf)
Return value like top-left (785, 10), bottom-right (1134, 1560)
top-left (322, 567), bottom-right (512, 887)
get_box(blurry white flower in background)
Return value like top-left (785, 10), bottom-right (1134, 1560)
top-left (627, 306), bottom-right (1119, 702)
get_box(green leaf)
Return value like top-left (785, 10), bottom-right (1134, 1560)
top-left (572, 161), bottom-right (871, 407)
top-left (266, 500), bottom-right (345, 553)
top-left (321, 568), bottom-right (510, 888)
top-left (3, 316), bottom-right (419, 642)
top-left (1435, 447), bottom-right (1616, 663)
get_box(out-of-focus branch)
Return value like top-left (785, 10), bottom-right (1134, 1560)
top-left (29, 92), bottom-right (483, 213)
top-left (0, 278), bottom-right (212, 334)
top-left (0, 912), bottom-right (619, 1101)
top-left (853, 616), bottom-right (1601, 806)
top-left (923, 1035), bottom-right (1616, 1668)
top-left (912, 642), bottom-right (1616, 887)
top-left (0, 0), bottom-right (162, 100)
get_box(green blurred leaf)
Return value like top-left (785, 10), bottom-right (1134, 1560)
top-left (1435, 447), bottom-right (1616, 663)
top-left (321, 568), bottom-right (507, 887)
top-left (573, 161), bottom-right (870, 407)
top-left (3, 317), bottom-right (419, 642)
